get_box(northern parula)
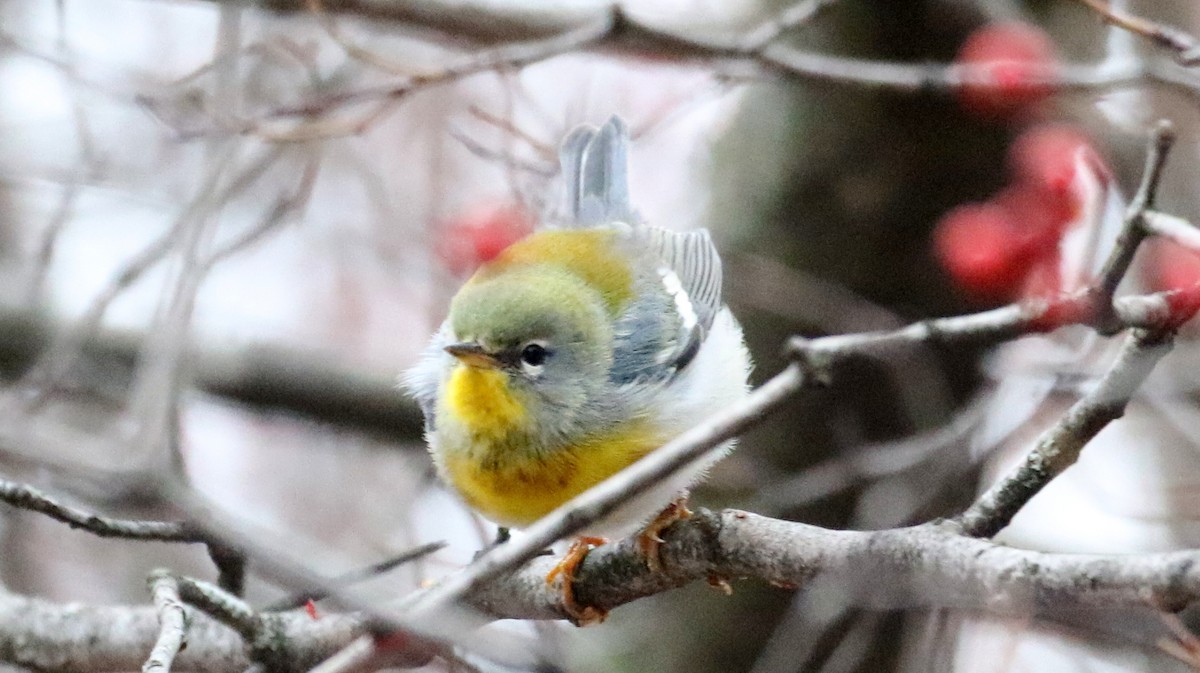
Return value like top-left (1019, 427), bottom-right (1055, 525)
top-left (405, 117), bottom-right (751, 613)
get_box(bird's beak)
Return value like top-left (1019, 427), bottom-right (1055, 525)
top-left (445, 342), bottom-right (500, 368)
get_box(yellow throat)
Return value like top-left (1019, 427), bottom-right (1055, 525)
top-left (444, 364), bottom-right (527, 438)
top-left (438, 362), bottom-right (663, 527)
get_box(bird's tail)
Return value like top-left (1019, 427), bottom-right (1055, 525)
top-left (560, 116), bottom-right (637, 226)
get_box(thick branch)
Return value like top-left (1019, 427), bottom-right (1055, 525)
top-left (0, 591), bottom-right (361, 673)
top-left (12, 510), bottom-right (1200, 672)
top-left (470, 509), bottom-right (1200, 619)
top-left (0, 306), bottom-right (424, 441)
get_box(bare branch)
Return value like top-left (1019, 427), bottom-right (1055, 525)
top-left (0, 476), bottom-right (204, 543)
top-left (1093, 120), bottom-right (1176, 334)
top-left (740, 0), bottom-right (843, 53)
top-left (956, 328), bottom-right (1175, 538)
top-left (15, 508), bottom-right (1200, 672)
top-left (1073, 0), bottom-right (1200, 65)
top-left (467, 509), bottom-right (1200, 620)
top-left (202, 153), bottom-right (321, 270)
top-left (152, 2), bottom-right (1200, 141)
top-left (174, 576), bottom-right (258, 641)
top-left (144, 571), bottom-right (188, 673)
top-left (0, 590), bottom-right (362, 673)
top-left (267, 542), bottom-right (447, 611)
top-left (1144, 210), bottom-right (1200, 253)
top-left (12, 145), bottom-right (286, 411)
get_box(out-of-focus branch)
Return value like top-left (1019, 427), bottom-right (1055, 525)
top-left (261, 0), bottom-right (606, 46)
top-left (266, 541), bottom-right (448, 611)
top-left (0, 306), bottom-right (424, 441)
top-left (954, 122), bottom-right (1192, 539)
top-left (156, 1), bottom-right (1200, 140)
top-left (1073, 0), bottom-right (1200, 65)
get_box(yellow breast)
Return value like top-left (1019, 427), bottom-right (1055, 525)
top-left (441, 420), bottom-right (663, 527)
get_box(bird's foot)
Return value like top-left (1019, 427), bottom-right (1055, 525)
top-left (545, 536), bottom-right (608, 626)
top-left (636, 496), bottom-right (693, 573)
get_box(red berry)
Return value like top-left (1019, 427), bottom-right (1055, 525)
top-left (1145, 239), bottom-right (1200, 326)
top-left (956, 21), bottom-right (1058, 120)
top-left (934, 202), bottom-right (1030, 300)
top-left (991, 186), bottom-right (1066, 253)
top-left (1148, 239), bottom-right (1200, 294)
top-left (1009, 125), bottom-right (1095, 194)
top-left (436, 203), bottom-right (535, 276)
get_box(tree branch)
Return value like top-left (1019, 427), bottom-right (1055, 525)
top-left (469, 509), bottom-right (1200, 619)
top-left (13, 510), bottom-right (1200, 672)
top-left (0, 477), bottom-right (205, 543)
top-left (1073, 0), bottom-right (1200, 65)
top-left (1094, 120), bottom-right (1175, 334)
top-left (0, 590), bottom-right (361, 673)
top-left (955, 328), bottom-right (1175, 538)
top-left (153, 1), bottom-right (1200, 141)
top-left (144, 571), bottom-right (188, 673)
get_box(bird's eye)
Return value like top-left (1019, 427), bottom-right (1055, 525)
top-left (520, 343), bottom-right (548, 367)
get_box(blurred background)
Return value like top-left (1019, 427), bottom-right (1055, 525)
top-left (3, 0), bottom-right (1200, 671)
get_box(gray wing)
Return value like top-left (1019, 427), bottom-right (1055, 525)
top-left (560, 116), bottom-right (637, 226)
top-left (610, 228), bottom-right (725, 383)
top-left (401, 320), bottom-right (451, 433)
top-left (559, 117), bottom-right (725, 382)
top-left (640, 226), bottom-right (722, 337)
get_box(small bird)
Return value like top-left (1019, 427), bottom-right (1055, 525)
top-left (405, 116), bottom-right (751, 622)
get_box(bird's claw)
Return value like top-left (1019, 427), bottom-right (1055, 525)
top-left (636, 497), bottom-right (693, 573)
top-left (545, 536), bottom-right (609, 626)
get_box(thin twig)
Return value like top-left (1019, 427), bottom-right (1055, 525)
top-left (203, 152), bottom-right (321, 270)
top-left (956, 328), bottom-right (1174, 538)
top-left (175, 575), bottom-right (259, 641)
top-left (283, 13), bottom-right (614, 117)
top-left (1073, 0), bottom-right (1200, 66)
top-left (466, 105), bottom-right (555, 158)
top-left (0, 477), bottom-right (204, 542)
top-left (162, 2), bottom-right (1200, 142)
top-left (1144, 210), bottom-right (1200, 253)
top-left (740, 0), bottom-right (843, 53)
top-left (267, 541), bottom-right (448, 611)
top-left (305, 0), bottom-right (417, 75)
top-left (1093, 120), bottom-right (1175, 334)
top-left (447, 127), bottom-right (557, 177)
top-left (144, 570), bottom-right (188, 673)
top-left (11, 145), bottom-right (285, 411)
